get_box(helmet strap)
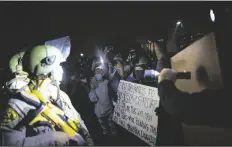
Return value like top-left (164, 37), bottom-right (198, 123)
top-left (50, 70), bottom-right (64, 110)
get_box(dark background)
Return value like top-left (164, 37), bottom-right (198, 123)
top-left (1, 2), bottom-right (220, 68)
top-left (1, 2), bottom-right (232, 146)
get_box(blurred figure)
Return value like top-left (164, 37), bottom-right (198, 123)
top-left (112, 54), bottom-right (124, 78)
top-left (124, 48), bottom-right (138, 81)
top-left (108, 53), bottom-right (124, 103)
top-left (152, 39), bottom-right (185, 146)
top-left (71, 53), bottom-right (90, 95)
top-left (89, 58), bottom-right (117, 136)
top-left (70, 53), bottom-right (95, 131)
top-left (156, 68), bottom-right (231, 145)
top-left (104, 45), bottom-right (114, 63)
top-left (125, 54), bottom-right (151, 84)
top-left (133, 56), bottom-right (149, 84)
top-left (126, 48), bottom-right (138, 65)
top-left (103, 45), bottom-right (115, 79)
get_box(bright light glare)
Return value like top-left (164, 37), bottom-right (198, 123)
top-left (100, 57), bottom-right (104, 64)
top-left (54, 66), bottom-right (63, 82)
top-left (158, 39), bottom-right (164, 42)
top-left (176, 21), bottom-right (181, 25)
top-left (210, 9), bottom-right (215, 22)
top-left (80, 53), bottom-right (84, 57)
top-left (151, 70), bottom-right (160, 77)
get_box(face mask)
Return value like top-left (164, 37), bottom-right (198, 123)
top-left (95, 74), bottom-right (103, 81)
top-left (135, 70), bottom-right (144, 81)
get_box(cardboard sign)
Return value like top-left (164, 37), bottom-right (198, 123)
top-left (171, 32), bottom-right (223, 93)
top-left (112, 80), bottom-right (159, 146)
top-left (171, 32), bottom-right (227, 145)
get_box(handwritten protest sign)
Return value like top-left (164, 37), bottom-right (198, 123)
top-left (112, 80), bottom-right (159, 146)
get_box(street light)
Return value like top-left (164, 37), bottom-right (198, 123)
top-left (80, 53), bottom-right (84, 57)
top-left (210, 9), bottom-right (215, 22)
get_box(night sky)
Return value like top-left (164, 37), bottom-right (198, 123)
top-left (1, 2), bottom-right (222, 67)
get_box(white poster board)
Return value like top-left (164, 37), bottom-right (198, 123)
top-left (112, 80), bottom-right (160, 146)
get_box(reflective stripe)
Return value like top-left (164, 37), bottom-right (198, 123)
top-left (20, 91), bottom-right (41, 108)
top-left (8, 98), bottom-right (36, 119)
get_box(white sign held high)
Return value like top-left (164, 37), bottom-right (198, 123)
top-left (112, 80), bottom-right (160, 146)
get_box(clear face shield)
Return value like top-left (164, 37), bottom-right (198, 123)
top-left (45, 36), bottom-right (71, 62)
top-left (52, 65), bottom-right (64, 84)
top-left (44, 37), bottom-right (71, 110)
top-left (50, 65), bottom-right (65, 110)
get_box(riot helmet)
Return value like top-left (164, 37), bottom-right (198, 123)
top-left (45, 36), bottom-right (71, 62)
top-left (22, 45), bottom-right (64, 80)
top-left (9, 51), bottom-right (27, 76)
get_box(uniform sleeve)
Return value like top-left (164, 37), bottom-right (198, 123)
top-left (0, 98), bottom-right (55, 146)
top-left (72, 107), bottom-right (89, 132)
top-left (59, 90), bottom-right (93, 139)
top-left (70, 104), bottom-right (95, 145)
top-left (56, 91), bottom-right (95, 145)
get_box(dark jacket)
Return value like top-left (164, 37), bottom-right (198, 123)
top-left (158, 80), bottom-right (231, 127)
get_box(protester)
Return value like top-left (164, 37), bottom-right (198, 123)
top-left (89, 58), bottom-right (117, 136)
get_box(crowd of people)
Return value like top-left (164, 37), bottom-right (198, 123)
top-left (0, 20), bottom-right (230, 146)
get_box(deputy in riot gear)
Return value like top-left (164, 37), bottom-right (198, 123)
top-left (45, 36), bottom-right (71, 93)
top-left (0, 45), bottom-right (93, 146)
top-left (6, 51), bottom-right (29, 93)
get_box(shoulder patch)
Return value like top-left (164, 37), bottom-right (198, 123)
top-left (1, 107), bottom-right (19, 124)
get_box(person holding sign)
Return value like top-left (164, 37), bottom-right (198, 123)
top-left (89, 58), bottom-right (117, 136)
top-left (157, 68), bottom-right (228, 126)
